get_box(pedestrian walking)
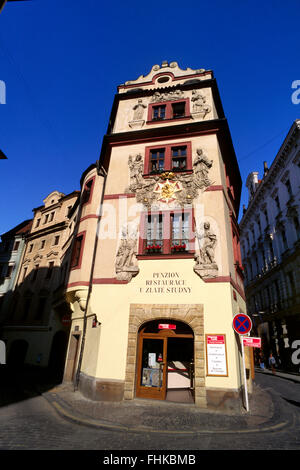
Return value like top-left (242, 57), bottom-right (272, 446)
top-left (259, 352), bottom-right (265, 370)
top-left (268, 353), bottom-right (277, 374)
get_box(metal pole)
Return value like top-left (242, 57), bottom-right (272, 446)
top-left (240, 335), bottom-right (249, 412)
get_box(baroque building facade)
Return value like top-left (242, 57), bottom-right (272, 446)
top-left (63, 62), bottom-right (250, 410)
top-left (0, 219), bottom-right (32, 319)
top-left (240, 120), bottom-right (300, 371)
top-left (1, 190), bottom-right (79, 376)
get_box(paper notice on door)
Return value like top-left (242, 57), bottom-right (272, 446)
top-left (148, 353), bottom-right (156, 368)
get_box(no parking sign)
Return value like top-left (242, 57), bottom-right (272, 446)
top-left (232, 313), bottom-right (252, 336)
top-left (232, 313), bottom-right (252, 413)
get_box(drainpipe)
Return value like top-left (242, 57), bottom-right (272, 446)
top-left (74, 163), bottom-right (108, 391)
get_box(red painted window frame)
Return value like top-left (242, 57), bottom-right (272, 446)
top-left (70, 231), bottom-right (86, 270)
top-left (138, 209), bottom-right (195, 258)
top-left (81, 176), bottom-right (95, 206)
top-left (147, 98), bottom-right (190, 124)
top-left (231, 219), bottom-right (244, 280)
top-left (144, 141), bottom-right (192, 175)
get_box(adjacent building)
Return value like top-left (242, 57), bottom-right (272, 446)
top-left (240, 120), bottom-right (300, 371)
top-left (1, 190), bottom-right (79, 376)
top-left (62, 61), bottom-right (250, 410)
top-left (0, 219), bottom-right (32, 320)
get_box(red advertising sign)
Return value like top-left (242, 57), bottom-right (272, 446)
top-left (207, 335), bottom-right (225, 345)
top-left (158, 324), bottom-right (176, 330)
top-left (243, 337), bottom-right (261, 348)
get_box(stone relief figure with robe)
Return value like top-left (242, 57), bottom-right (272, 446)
top-left (115, 226), bottom-right (139, 282)
top-left (128, 154), bottom-right (144, 190)
top-left (193, 148), bottom-right (213, 188)
top-left (194, 222), bottom-right (218, 279)
top-left (132, 99), bottom-right (146, 121)
top-left (191, 90), bottom-right (211, 119)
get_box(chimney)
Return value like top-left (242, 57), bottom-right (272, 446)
top-left (246, 172), bottom-right (259, 202)
top-left (263, 161), bottom-right (269, 177)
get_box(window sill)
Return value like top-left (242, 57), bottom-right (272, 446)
top-left (146, 116), bottom-right (191, 125)
top-left (137, 252), bottom-right (195, 260)
top-left (143, 169), bottom-right (193, 178)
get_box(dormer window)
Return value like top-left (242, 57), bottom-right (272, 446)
top-left (147, 99), bottom-right (190, 124)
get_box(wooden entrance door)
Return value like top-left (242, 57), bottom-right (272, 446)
top-left (136, 320), bottom-right (194, 401)
top-left (136, 336), bottom-right (167, 400)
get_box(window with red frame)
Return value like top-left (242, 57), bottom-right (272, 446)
top-left (231, 222), bottom-right (243, 275)
top-left (171, 102), bottom-right (185, 119)
top-left (148, 99), bottom-right (189, 123)
top-left (82, 178), bottom-right (94, 205)
top-left (71, 234), bottom-right (84, 268)
top-left (141, 211), bottom-right (192, 255)
top-left (152, 105), bottom-right (166, 121)
top-left (145, 142), bottom-right (191, 175)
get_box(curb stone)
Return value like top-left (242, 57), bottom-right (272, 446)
top-left (40, 384), bottom-right (292, 436)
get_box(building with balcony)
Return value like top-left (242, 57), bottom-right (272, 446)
top-left (240, 120), bottom-right (300, 371)
top-left (63, 61), bottom-right (250, 410)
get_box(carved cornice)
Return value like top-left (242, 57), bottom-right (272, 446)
top-left (46, 250), bottom-right (59, 258)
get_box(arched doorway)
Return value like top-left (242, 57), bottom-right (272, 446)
top-left (136, 319), bottom-right (194, 403)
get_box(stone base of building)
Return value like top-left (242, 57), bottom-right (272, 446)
top-left (206, 387), bottom-right (243, 412)
top-left (76, 373), bottom-right (242, 412)
top-left (78, 372), bottom-right (125, 402)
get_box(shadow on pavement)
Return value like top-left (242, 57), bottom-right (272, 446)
top-left (0, 364), bottom-right (64, 407)
top-left (281, 397), bottom-right (300, 408)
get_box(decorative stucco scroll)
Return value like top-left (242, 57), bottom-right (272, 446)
top-left (194, 222), bottom-right (218, 279)
top-left (151, 89), bottom-right (184, 103)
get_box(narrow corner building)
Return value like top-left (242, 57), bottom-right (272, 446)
top-left (64, 62), bottom-right (250, 409)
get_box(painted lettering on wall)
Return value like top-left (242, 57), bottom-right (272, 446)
top-left (139, 272), bottom-right (192, 294)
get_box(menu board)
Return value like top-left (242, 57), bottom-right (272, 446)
top-left (206, 334), bottom-right (228, 377)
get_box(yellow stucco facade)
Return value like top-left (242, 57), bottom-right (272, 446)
top-left (63, 62), bottom-right (250, 410)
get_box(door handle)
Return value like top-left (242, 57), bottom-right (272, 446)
top-left (158, 362), bottom-right (165, 390)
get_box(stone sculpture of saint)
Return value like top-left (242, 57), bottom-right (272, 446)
top-left (198, 222), bottom-right (217, 265)
top-left (115, 227), bottom-right (139, 282)
top-left (128, 154), bottom-right (144, 189)
top-left (193, 149), bottom-right (213, 188)
top-left (132, 99), bottom-right (146, 121)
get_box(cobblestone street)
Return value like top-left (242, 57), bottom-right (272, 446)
top-left (0, 371), bottom-right (299, 451)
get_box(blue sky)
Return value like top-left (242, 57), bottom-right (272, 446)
top-left (0, 0), bottom-right (299, 234)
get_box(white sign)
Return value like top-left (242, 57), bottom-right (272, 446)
top-left (206, 335), bottom-right (228, 376)
top-left (148, 353), bottom-right (157, 368)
